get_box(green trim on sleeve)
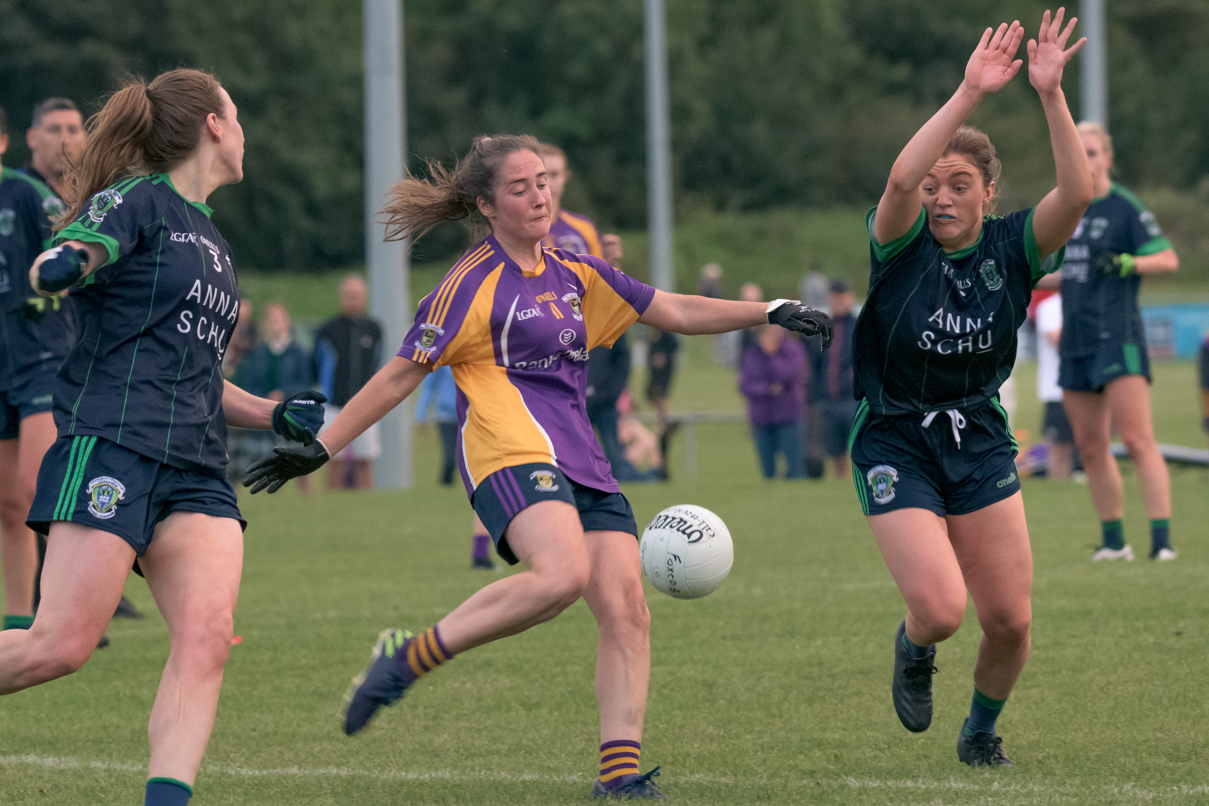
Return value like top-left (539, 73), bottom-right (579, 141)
top-left (1134, 237), bottom-right (1173, 257)
top-left (868, 206), bottom-right (926, 262)
top-left (55, 223), bottom-right (121, 268)
top-left (1025, 208), bottom-right (1066, 285)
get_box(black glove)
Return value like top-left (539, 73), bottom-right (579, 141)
top-left (244, 441), bottom-right (330, 494)
top-left (271, 390), bottom-right (327, 445)
top-left (38, 244), bottom-right (88, 293)
top-left (767, 299), bottom-right (833, 348)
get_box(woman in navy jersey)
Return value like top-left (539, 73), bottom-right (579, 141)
top-left (851, 11), bottom-right (1092, 766)
top-left (1058, 122), bottom-right (1179, 562)
top-left (0, 69), bottom-right (324, 806)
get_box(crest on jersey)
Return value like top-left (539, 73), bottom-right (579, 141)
top-left (416, 323), bottom-right (444, 351)
top-left (88, 189), bottom-right (123, 223)
top-left (86, 476), bottom-right (126, 520)
top-left (43, 195), bottom-right (65, 219)
top-left (529, 470), bottom-right (559, 493)
top-left (866, 465), bottom-right (898, 505)
top-left (979, 259), bottom-right (1003, 291)
top-left (0, 209), bottom-right (14, 236)
top-left (561, 293), bottom-right (584, 321)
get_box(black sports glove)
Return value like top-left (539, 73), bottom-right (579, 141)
top-left (766, 299), bottom-right (833, 348)
top-left (38, 244), bottom-right (88, 293)
top-left (271, 390), bottom-right (327, 445)
top-left (244, 441), bottom-right (330, 494)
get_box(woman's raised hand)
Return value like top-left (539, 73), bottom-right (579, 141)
top-left (963, 21), bottom-right (1025, 96)
top-left (1028, 8), bottom-right (1086, 96)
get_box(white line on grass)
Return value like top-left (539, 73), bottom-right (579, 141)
top-left (3, 754), bottom-right (1207, 799)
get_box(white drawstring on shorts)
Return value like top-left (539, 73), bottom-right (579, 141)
top-left (922, 409), bottom-right (968, 449)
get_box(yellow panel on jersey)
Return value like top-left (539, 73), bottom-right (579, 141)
top-left (555, 252), bottom-right (646, 350)
top-left (452, 362), bottom-right (556, 487)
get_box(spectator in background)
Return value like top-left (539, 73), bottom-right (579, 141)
top-left (645, 328), bottom-right (680, 461)
top-left (1035, 293), bottom-right (1075, 479)
top-left (810, 279), bottom-right (858, 478)
top-left (737, 282), bottom-right (764, 356)
top-left (1200, 332), bottom-right (1209, 455)
top-left (234, 303), bottom-right (313, 492)
top-left (315, 275), bottom-right (383, 489)
top-left (587, 330), bottom-right (652, 482)
top-left (698, 263), bottom-right (723, 298)
top-left (739, 324), bottom-right (808, 479)
top-left (415, 366), bottom-right (498, 570)
top-left (22, 98), bottom-right (86, 199)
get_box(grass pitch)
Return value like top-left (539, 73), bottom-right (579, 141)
top-left (2, 348), bottom-right (1207, 804)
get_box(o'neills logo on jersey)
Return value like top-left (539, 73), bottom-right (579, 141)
top-left (417, 323), bottom-right (444, 351)
top-left (87, 189), bottom-right (123, 223)
top-left (979, 259), bottom-right (1003, 291)
top-left (86, 476), bottom-right (126, 520)
top-left (0, 208), bottom-right (14, 236)
top-left (561, 293), bottom-right (584, 321)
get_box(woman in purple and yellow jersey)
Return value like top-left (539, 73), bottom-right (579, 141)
top-left (246, 134), bottom-right (830, 799)
top-left (537, 142), bottom-right (623, 266)
top-left (0, 70), bottom-right (324, 806)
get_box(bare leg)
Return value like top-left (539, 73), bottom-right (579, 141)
top-left (139, 512), bottom-right (243, 786)
top-left (1046, 441), bottom-right (1073, 480)
top-left (0, 523), bottom-right (132, 693)
top-left (832, 454), bottom-right (850, 479)
top-left (353, 459), bottom-right (374, 490)
top-left (947, 494), bottom-right (1033, 700)
top-left (1064, 391), bottom-right (1121, 520)
top-left (0, 413), bottom-right (58, 617)
top-left (1106, 376), bottom-right (1170, 520)
top-left (436, 501), bottom-right (590, 654)
top-left (326, 458), bottom-right (347, 490)
top-left (581, 531), bottom-right (650, 743)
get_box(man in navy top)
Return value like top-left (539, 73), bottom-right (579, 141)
top-left (810, 279), bottom-right (858, 478)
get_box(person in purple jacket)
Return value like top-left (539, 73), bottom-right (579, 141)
top-left (739, 324), bottom-right (808, 478)
top-left (245, 133), bottom-right (831, 799)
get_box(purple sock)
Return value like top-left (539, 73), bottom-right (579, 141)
top-left (472, 534), bottom-right (491, 560)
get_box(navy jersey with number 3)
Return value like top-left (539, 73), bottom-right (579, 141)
top-left (53, 174), bottom-right (240, 473)
top-left (854, 207), bottom-right (1062, 414)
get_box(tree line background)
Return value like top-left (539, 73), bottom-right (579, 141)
top-left (2, 0), bottom-right (1207, 279)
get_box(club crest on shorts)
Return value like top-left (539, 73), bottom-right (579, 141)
top-left (416, 323), bottom-right (444, 351)
top-left (87, 189), bottom-right (123, 223)
top-left (561, 293), bottom-right (584, 321)
top-left (86, 476), bottom-right (126, 520)
top-left (979, 259), bottom-right (1003, 291)
top-left (529, 470), bottom-right (559, 493)
top-left (866, 465), bottom-right (899, 505)
top-left (0, 208), bottom-right (14, 237)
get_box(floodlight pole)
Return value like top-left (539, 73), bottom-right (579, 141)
top-left (364, 0), bottom-right (412, 489)
top-left (644, 0), bottom-right (674, 292)
top-left (1080, 0), bottom-right (1108, 126)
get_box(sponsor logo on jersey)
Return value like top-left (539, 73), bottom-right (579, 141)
top-left (86, 476), bottom-right (126, 520)
top-left (516, 306), bottom-right (542, 321)
top-left (530, 470), bottom-right (559, 492)
top-left (87, 189), bottom-right (123, 223)
top-left (979, 259), bottom-right (1003, 291)
top-left (561, 293), bottom-right (584, 320)
top-left (996, 470), bottom-right (1018, 489)
top-left (559, 328), bottom-right (577, 345)
top-left (0, 208), bottom-right (14, 236)
top-left (170, 231), bottom-right (198, 244)
top-left (867, 465), bottom-right (898, 505)
top-left (418, 323), bottom-right (444, 350)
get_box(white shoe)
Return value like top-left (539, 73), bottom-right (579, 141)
top-left (1091, 545), bottom-right (1134, 561)
top-left (1151, 547), bottom-right (1178, 561)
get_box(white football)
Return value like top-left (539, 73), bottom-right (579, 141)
top-left (639, 504), bottom-right (733, 599)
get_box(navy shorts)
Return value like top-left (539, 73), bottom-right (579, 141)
top-left (849, 399), bottom-right (1021, 517)
top-left (1042, 401), bottom-right (1074, 443)
top-left (471, 462), bottom-right (638, 565)
top-left (0, 366), bottom-right (56, 440)
top-left (819, 398), bottom-right (858, 458)
top-left (1060, 342), bottom-right (1150, 393)
top-left (27, 435), bottom-right (245, 555)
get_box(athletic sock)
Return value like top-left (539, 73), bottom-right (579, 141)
top-left (599, 740), bottom-right (641, 790)
top-left (396, 626), bottom-right (453, 685)
top-left (1149, 519), bottom-right (1171, 552)
top-left (3, 615), bottom-right (34, 630)
top-left (964, 690), bottom-right (1006, 736)
top-left (145, 777), bottom-right (192, 805)
top-left (472, 534), bottom-right (491, 560)
top-left (901, 628), bottom-right (933, 659)
top-left (1101, 519), bottom-right (1125, 550)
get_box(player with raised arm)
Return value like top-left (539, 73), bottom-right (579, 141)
top-left (245, 134), bottom-right (830, 799)
top-left (849, 11), bottom-right (1091, 766)
top-left (0, 70), bottom-right (324, 806)
top-left (1058, 122), bottom-right (1179, 561)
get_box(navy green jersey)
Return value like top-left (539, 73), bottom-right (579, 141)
top-left (854, 206), bottom-right (1062, 415)
top-left (1058, 183), bottom-right (1171, 358)
top-left (52, 173), bottom-right (240, 473)
top-left (0, 167), bottom-right (74, 388)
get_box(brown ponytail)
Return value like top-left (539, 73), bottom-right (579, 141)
top-left (58, 68), bottom-right (223, 228)
top-left (380, 133), bottom-right (542, 242)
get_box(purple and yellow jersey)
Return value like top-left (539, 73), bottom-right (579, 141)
top-left (401, 234), bottom-right (655, 496)
top-left (542, 209), bottom-right (604, 259)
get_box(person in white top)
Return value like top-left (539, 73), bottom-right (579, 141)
top-left (1036, 293), bottom-right (1074, 479)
